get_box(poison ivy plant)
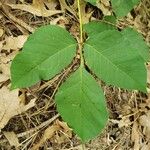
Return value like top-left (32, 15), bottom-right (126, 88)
top-left (111, 0), bottom-right (140, 17)
top-left (11, 0), bottom-right (149, 142)
top-left (85, 0), bottom-right (140, 17)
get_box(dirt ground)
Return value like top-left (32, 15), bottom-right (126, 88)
top-left (0, 0), bottom-right (150, 149)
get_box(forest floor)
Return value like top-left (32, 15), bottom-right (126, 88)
top-left (0, 0), bottom-right (150, 149)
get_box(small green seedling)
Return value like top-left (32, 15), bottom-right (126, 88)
top-left (11, 0), bottom-right (149, 142)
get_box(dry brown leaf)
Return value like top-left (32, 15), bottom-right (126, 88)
top-left (0, 86), bottom-right (35, 129)
top-left (134, 15), bottom-right (144, 33)
top-left (147, 63), bottom-right (150, 84)
top-left (18, 89), bottom-right (26, 105)
top-left (141, 143), bottom-right (150, 150)
top-left (56, 120), bottom-right (72, 138)
top-left (7, 1), bottom-right (63, 17)
top-left (139, 98), bottom-right (150, 111)
top-left (0, 14), bottom-right (2, 20)
top-left (1, 51), bottom-right (17, 64)
top-left (52, 120), bottom-right (72, 144)
top-left (97, 0), bottom-right (111, 16)
top-left (0, 28), bottom-right (4, 37)
top-left (80, 1), bottom-right (93, 24)
top-left (59, 0), bottom-right (77, 18)
top-left (31, 125), bottom-right (60, 150)
top-left (139, 111), bottom-right (150, 138)
top-left (110, 116), bottom-right (131, 128)
top-left (44, 0), bottom-right (57, 10)
top-left (0, 41), bottom-right (3, 50)
top-left (119, 117), bottom-right (131, 128)
top-left (131, 122), bottom-right (140, 150)
top-left (2, 35), bottom-right (28, 51)
top-left (3, 131), bottom-right (20, 147)
top-left (50, 16), bottom-right (69, 28)
top-left (0, 52), bottom-right (19, 83)
top-left (0, 63), bottom-right (10, 82)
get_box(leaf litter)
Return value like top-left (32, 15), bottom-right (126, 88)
top-left (0, 86), bottom-right (36, 129)
top-left (0, 0), bottom-right (150, 149)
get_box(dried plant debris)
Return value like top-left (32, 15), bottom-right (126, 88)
top-left (0, 86), bottom-right (36, 129)
top-left (0, 0), bottom-right (150, 149)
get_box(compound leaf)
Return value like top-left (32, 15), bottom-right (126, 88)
top-left (55, 67), bottom-right (108, 141)
top-left (111, 0), bottom-right (140, 17)
top-left (84, 22), bottom-right (149, 92)
top-left (11, 25), bottom-right (77, 89)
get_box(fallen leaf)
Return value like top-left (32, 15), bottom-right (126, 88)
top-left (0, 28), bottom-right (4, 37)
top-left (7, 1), bottom-right (63, 17)
top-left (56, 120), bottom-right (72, 138)
top-left (0, 41), bottom-right (3, 50)
top-left (3, 131), bottom-right (20, 147)
top-left (50, 16), bottom-right (69, 27)
top-left (0, 14), bottom-right (2, 20)
top-left (31, 124), bottom-right (60, 150)
top-left (139, 98), bottom-right (150, 111)
top-left (0, 86), bottom-right (35, 129)
top-left (80, 1), bottom-right (93, 24)
top-left (141, 143), bottom-right (150, 150)
top-left (131, 122), bottom-right (140, 150)
top-left (59, 0), bottom-right (77, 18)
top-left (110, 116), bottom-right (131, 128)
top-left (97, 0), bottom-right (111, 16)
top-left (52, 120), bottom-right (73, 144)
top-left (0, 52), bottom-right (19, 83)
top-left (2, 35), bottom-right (28, 51)
top-left (0, 63), bottom-right (10, 82)
top-left (139, 111), bottom-right (150, 138)
top-left (147, 63), bottom-right (150, 84)
top-left (44, 0), bottom-right (57, 10)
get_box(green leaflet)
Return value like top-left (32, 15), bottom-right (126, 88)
top-left (55, 67), bottom-right (108, 142)
top-left (11, 25), bottom-right (77, 89)
top-left (84, 22), bottom-right (149, 61)
top-left (85, 0), bottom-right (96, 5)
top-left (84, 21), bottom-right (116, 37)
top-left (111, 0), bottom-right (140, 17)
top-left (85, 0), bottom-right (140, 18)
top-left (84, 22), bottom-right (149, 92)
top-left (103, 16), bottom-right (117, 24)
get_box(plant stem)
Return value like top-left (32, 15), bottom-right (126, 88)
top-left (77, 0), bottom-right (84, 67)
top-left (77, 0), bottom-right (83, 43)
top-left (82, 142), bottom-right (85, 150)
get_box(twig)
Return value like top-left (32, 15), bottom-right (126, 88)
top-left (18, 114), bottom-right (59, 137)
top-left (1, 4), bottom-right (35, 33)
top-left (0, 114), bottom-right (59, 144)
top-left (45, 63), bottom-right (75, 109)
